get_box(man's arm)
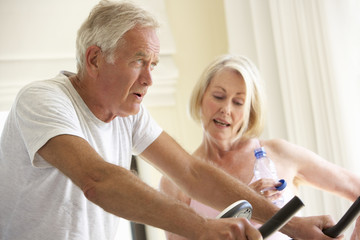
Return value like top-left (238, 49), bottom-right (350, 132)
top-left (141, 132), bottom-right (279, 221)
top-left (38, 134), bottom-right (261, 240)
top-left (142, 132), bottom-right (342, 240)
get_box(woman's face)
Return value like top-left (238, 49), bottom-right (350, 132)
top-left (200, 68), bottom-right (246, 144)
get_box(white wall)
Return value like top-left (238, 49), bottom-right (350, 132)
top-left (0, 0), bottom-right (92, 110)
top-left (0, 0), bottom-right (178, 111)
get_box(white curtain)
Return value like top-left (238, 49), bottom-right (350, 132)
top-left (224, 0), bottom-right (360, 237)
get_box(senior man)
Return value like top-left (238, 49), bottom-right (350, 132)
top-left (0, 1), bottom-right (341, 240)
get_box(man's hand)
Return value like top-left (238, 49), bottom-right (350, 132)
top-left (283, 215), bottom-right (344, 240)
top-left (197, 218), bottom-right (262, 240)
top-left (351, 216), bottom-right (360, 240)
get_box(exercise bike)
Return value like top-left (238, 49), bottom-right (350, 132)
top-left (217, 195), bottom-right (360, 239)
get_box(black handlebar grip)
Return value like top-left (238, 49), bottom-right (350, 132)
top-left (258, 196), bottom-right (304, 239)
top-left (323, 196), bottom-right (360, 238)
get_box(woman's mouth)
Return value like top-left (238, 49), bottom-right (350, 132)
top-left (213, 119), bottom-right (230, 127)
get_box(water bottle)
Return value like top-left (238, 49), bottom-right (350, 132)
top-left (253, 147), bottom-right (286, 207)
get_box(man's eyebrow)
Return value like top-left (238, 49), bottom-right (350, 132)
top-left (135, 51), bottom-right (147, 58)
top-left (135, 51), bottom-right (159, 64)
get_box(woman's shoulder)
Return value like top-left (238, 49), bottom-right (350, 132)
top-left (260, 138), bottom-right (291, 150)
top-left (259, 138), bottom-right (300, 160)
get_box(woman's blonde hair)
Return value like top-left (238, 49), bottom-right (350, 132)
top-left (75, 0), bottom-right (160, 76)
top-left (189, 54), bottom-right (266, 139)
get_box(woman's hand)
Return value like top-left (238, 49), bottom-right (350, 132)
top-left (249, 178), bottom-right (283, 201)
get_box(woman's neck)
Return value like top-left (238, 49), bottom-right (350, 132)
top-left (194, 134), bottom-right (257, 164)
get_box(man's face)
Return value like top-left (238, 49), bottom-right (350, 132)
top-left (96, 26), bottom-right (160, 118)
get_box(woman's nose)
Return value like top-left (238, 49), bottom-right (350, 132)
top-left (220, 103), bottom-right (231, 115)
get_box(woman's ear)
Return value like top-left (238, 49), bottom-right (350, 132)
top-left (85, 45), bottom-right (102, 78)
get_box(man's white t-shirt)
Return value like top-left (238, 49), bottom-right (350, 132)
top-left (0, 72), bottom-right (162, 240)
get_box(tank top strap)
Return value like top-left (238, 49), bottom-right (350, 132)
top-left (255, 138), bottom-right (262, 148)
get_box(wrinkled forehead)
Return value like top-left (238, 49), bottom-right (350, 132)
top-left (122, 26), bottom-right (160, 55)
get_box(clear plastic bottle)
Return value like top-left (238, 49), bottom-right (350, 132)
top-left (253, 147), bottom-right (286, 207)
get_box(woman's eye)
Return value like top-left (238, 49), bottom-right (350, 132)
top-left (213, 95), bottom-right (224, 100)
top-left (234, 100), bottom-right (244, 106)
top-left (212, 92), bottom-right (225, 99)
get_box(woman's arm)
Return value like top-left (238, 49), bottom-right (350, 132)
top-left (269, 139), bottom-right (360, 201)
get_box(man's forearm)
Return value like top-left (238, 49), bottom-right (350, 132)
top-left (180, 158), bottom-right (279, 223)
top-left (38, 135), bottom-right (206, 238)
top-left (84, 163), bottom-right (208, 239)
top-left (140, 131), bottom-right (277, 222)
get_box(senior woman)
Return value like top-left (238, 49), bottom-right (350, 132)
top-left (160, 54), bottom-right (360, 239)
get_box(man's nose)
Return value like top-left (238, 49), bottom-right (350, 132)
top-left (140, 66), bottom-right (153, 86)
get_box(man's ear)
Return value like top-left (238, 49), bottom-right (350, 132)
top-left (85, 45), bottom-right (102, 78)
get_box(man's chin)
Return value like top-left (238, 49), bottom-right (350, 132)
top-left (118, 104), bottom-right (141, 117)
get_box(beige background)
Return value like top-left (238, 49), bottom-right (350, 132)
top-left (149, 0), bottom-right (228, 153)
top-left (141, 2), bottom-right (228, 237)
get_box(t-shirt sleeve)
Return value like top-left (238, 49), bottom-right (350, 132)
top-left (14, 82), bottom-right (85, 167)
top-left (131, 105), bottom-right (162, 155)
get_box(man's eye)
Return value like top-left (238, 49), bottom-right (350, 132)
top-left (133, 59), bottom-right (144, 67)
top-left (150, 62), bottom-right (157, 71)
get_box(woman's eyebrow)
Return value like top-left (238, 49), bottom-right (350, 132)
top-left (213, 86), bottom-right (245, 95)
top-left (213, 86), bottom-right (226, 92)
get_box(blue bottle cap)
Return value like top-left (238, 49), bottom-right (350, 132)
top-left (254, 147), bottom-right (267, 159)
top-left (275, 179), bottom-right (287, 191)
